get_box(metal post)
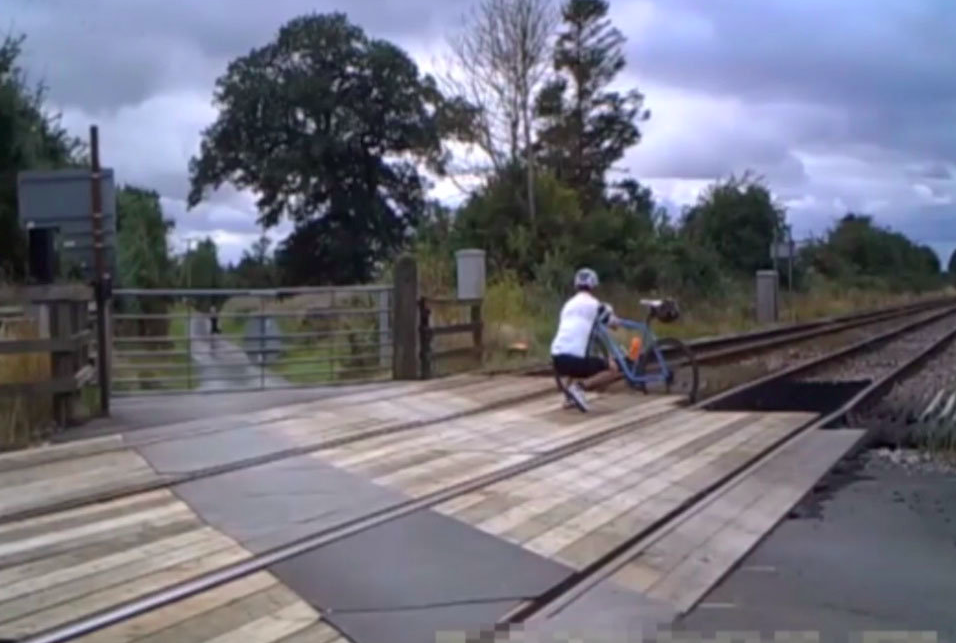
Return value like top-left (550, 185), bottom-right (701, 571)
top-left (89, 126), bottom-right (110, 415)
top-left (471, 302), bottom-right (482, 364)
top-left (787, 228), bottom-right (795, 323)
top-left (186, 305), bottom-right (193, 389)
top-left (259, 295), bottom-right (266, 390)
top-left (378, 289), bottom-right (390, 370)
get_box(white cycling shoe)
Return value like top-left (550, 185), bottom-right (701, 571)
top-left (565, 382), bottom-right (591, 412)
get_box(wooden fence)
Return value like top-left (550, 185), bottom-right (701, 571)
top-left (0, 284), bottom-right (96, 426)
top-left (418, 296), bottom-right (483, 380)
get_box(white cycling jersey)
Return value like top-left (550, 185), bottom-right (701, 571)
top-left (550, 291), bottom-right (614, 357)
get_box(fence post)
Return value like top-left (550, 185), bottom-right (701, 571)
top-left (49, 298), bottom-right (78, 427)
top-left (419, 298), bottom-right (432, 380)
top-left (755, 270), bottom-right (779, 324)
top-left (392, 254), bottom-right (418, 380)
top-left (378, 289), bottom-right (391, 370)
top-left (470, 302), bottom-right (483, 365)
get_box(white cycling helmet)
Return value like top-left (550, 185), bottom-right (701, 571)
top-left (573, 267), bottom-right (599, 290)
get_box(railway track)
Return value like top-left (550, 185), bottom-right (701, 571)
top-left (7, 300), bottom-right (955, 643)
top-left (1, 297), bottom-right (951, 529)
top-left (497, 303), bottom-right (956, 634)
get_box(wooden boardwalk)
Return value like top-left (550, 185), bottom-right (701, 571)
top-left (0, 375), bottom-right (864, 642)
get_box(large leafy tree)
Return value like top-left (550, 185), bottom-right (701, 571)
top-left (535, 0), bottom-right (649, 209)
top-left (0, 34), bottom-right (82, 281)
top-left (949, 248), bottom-right (956, 276)
top-left (188, 13), bottom-right (466, 285)
top-left (681, 173), bottom-right (786, 276)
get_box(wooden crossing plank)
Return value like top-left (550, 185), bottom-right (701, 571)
top-left (0, 375), bottom-right (556, 521)
top-left (67, 575), bottom-right (340, 643)
top-left (0, 481), bottom-right (342, 643)
top-left (426, 410), bottom-right (816, 574)
top-left (321, 392), bottom-right (680, 489)
top-left (0, 435), bottom-right (124, 472)
top-left (435, 411), bottom-right (753, 536)
top-left (611, 428), bottom-right (864, 615)
top-left (74, 573), bottom-right (279, 643)
top-left (202, 602), bottom-right (317, 643)
top-left (0, 449), bottom-right (163, 521)
top-left (0, 374), bottom-right (524, 480)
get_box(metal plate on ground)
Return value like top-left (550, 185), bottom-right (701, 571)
top-left (135, 425), bottom-right (299, 474)
top-left (269, 509), bottom-right (575, 643)
top-left (172, 453), bottom-right (406, 552)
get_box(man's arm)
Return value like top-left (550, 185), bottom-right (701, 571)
top-left (598, 302), bottom-right (620, 329)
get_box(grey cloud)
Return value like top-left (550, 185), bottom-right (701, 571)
top-left (911, 162), bottom-right (954, 180)
top-left (7, 0), bottom-right (951, 258)
top-left (10, 0), bottom-right (469, 112)
top-left (628, 0), bottom-right (956, 161)
top-left (161, 197), bottom-right (262, 237)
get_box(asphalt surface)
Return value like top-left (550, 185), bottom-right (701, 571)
top-left (188, 314), bottom-right (288, 391)
top-left (674, 449), bottom-right (956, 643)
top-left (55, 382), bottom-right (396, 440)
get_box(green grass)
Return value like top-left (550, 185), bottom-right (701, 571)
top-left (111, 305), bottom-right (196, 393)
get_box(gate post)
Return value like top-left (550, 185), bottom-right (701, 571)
top-left (392, 255), bottom-right (418, 380)
top-left (755, 270), bottom-right (779, 324)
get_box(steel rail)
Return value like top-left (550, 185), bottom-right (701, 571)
top-left (8, 303), bottom-right (951, 523)
top-left (497, 309), bottom-right (956, 628)
top-left (20, 304), bottom-right (956, 643)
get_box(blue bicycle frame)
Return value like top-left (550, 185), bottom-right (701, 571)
top-left (592, 318), bottom-right (674, 389)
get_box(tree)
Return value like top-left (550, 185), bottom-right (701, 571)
top-left (188, 13), bottom-right (463, 285)
top-left (0, 34), bottom-right (82, 280)
top-left (182, 237), bottom-right (223, 290)
top-left (949, 248), bottom-right (956, 276)
top-left (803, 213), bottom-right (943, 291)
top-left (114, 186), bottom-right (175, 334)
top-left (275, 217), bottom-right (376, 286)
top-left (453, 168), bottom-right (580, 279)
top-left (535, 0), bottom-right (649, 209)
top-left (116, 186), bottom-right (175, 291)
top-left (445, 0), bottom-right (556, 222)
top-left (680, 173), bottom-right (785, 276)
top-left (230, 233), bottom-right (278, 288)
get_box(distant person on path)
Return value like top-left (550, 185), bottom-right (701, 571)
top-left (550, 268), bottom-right (619, 411)
top-left (209, 306), bottom-right (221, 336)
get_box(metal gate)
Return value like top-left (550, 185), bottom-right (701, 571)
top-left (107, 286), bottom-right (392, 395)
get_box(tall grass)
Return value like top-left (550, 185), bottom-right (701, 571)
top-left (216, 291), bottom-right (392, 384)
top-left (0, 319), bottom-right (52, 449)
top-left (414, 258), bottom-right (955, 372)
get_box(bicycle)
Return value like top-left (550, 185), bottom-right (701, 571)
top-left (555, 298), bottom-right (699, 411)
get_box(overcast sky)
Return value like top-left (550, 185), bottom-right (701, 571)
top-left (7, 0), bottom-right (955, 265)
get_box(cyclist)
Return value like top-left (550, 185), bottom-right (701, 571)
top-left (550, 267), bottom-right (619, 411)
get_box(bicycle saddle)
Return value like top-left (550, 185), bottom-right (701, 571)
top-left (642, 298), bottom-right (681, 322)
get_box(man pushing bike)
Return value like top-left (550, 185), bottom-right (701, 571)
top-left (550, 268), bottom-right (619, 412)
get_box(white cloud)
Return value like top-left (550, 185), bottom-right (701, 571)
top-left (61, 92), bottom-right (216, 196)
top-left (19, 0), bottom-right (949, 267)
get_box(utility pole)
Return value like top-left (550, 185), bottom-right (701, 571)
top-left (89, 125), bottom-right (110, 415)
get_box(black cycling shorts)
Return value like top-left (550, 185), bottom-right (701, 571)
top-left (552, 354), bottom-right (608, 379)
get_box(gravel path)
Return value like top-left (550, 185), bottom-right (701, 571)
top-left (688, 311), bottom-right (950, 397)
top-left (795, 311), bottom-right (956, 383)
top-left (855, 319), bottom-right (956, 452)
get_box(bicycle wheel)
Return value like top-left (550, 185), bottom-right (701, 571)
top-left (653, 337), bottom-right (699, 403)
